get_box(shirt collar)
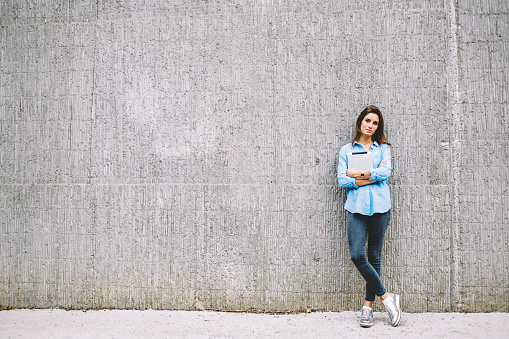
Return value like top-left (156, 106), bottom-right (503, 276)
top-left (353, 140), bottom-right (379, 147)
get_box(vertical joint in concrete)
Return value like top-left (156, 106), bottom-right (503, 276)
top-left (446, 0), bottom-right (461, 312)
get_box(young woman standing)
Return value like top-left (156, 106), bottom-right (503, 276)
top-left (337, 105), bottom-right (402, 327)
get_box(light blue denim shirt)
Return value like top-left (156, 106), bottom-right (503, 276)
top-left (337, 141), bottom-right (392, 216)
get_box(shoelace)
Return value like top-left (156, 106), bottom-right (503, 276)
top-left (361, 308), bottom-right (370, 318)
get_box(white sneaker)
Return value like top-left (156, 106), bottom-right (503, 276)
top-left (360, 306), bottom-right (374, 327)
top-left (383, 293), bottom-right (402, 326)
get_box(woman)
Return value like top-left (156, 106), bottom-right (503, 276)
top-left (337, 105), bottom-right (401, 327)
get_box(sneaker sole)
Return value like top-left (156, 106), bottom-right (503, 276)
top-left (392, 294), bottom-right (402, 327)
top-left (360, 321), bottom-right (374, 328)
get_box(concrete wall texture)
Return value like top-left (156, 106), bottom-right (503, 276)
top-left (0, 0), bottom-right (508, 312)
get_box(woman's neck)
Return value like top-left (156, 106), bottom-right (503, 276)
top-left (357, 136), bottom-right (373, 146)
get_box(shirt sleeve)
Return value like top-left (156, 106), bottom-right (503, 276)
top-left (368, 145), bottom-right (392, 182)
top-left (337, 146), bottom-right (358, 188)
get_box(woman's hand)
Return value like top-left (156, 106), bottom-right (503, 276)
top-left (346, 169), bottom-right (359, 178)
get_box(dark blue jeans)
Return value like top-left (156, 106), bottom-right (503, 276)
top-left (347, 210), bottom-right (391, 302)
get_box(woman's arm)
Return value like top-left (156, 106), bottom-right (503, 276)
top-left (337, 147), bottom-right (359, 188)
top-left (347, 160), bottom-right (387, 180)
top-left (368, 145), bottom-right (392, 182)
top-left (355, 179), bottom-right (377, 186)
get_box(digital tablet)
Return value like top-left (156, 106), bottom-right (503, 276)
top-left (347, 151), bottom-right (373, 170)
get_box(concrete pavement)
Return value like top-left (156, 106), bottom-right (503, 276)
top-left (1, 309), bottom-right (508, 338)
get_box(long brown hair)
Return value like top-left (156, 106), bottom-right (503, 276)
top-left (352, 105), bottom-right (391, 145)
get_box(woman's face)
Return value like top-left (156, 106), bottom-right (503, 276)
top-left (360, 113), bottom-right (379, 138)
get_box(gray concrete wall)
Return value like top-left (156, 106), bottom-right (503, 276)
top-left (0, 0), bottom-right (507, 312)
